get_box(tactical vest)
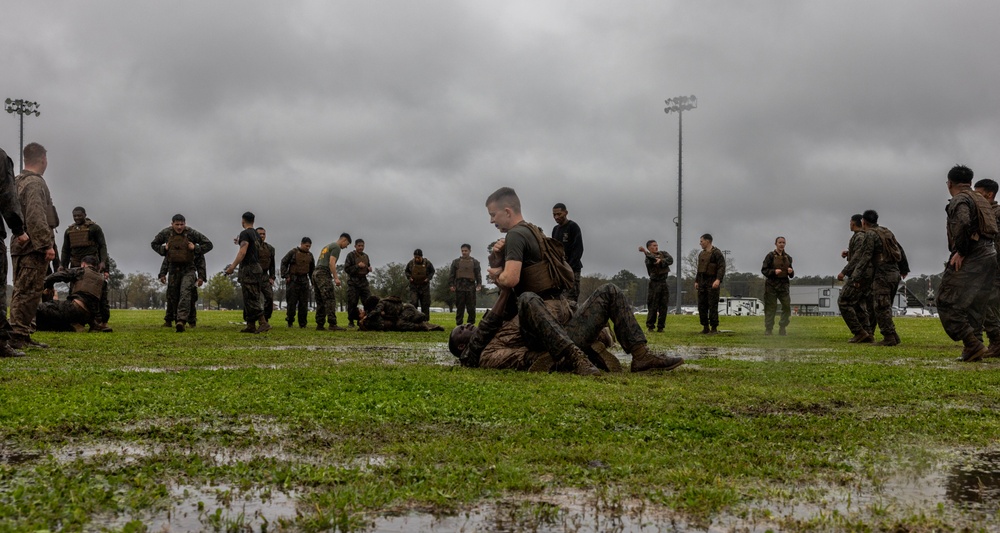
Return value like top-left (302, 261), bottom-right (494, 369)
top-left (67, 223), bottom-right (94, 249)
top-left (290, 250), bottom-right (311, 275)
top-left (648, 252), bottom-right (670, 280)
top-left (957, 189), bottom-right (1000, 244)
top-left (166, 233), bottom-right (194, 264)
top-left (411, 262), bottom-right (428, 284)
top-left (516, 222), bottom-right (574, 295)
top-left (772, 252), bottom-right (790, 278)
top-left (72, 268), bottom-right (104, 300)
top-left (698, 249), bottom-right (718, 277)
top-left (456, 257), bottom-right (475, 280)
top-left (353, 253), bottom-right (370, 277)
top-left (259, 244), bottom-right (272, 269)
top-left (870, 226), bottom-right (902, 264)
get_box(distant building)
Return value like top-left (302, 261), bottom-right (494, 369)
top-left (789, 285), bottom-right (841, 316)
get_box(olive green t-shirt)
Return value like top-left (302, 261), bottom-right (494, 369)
top-left (316, 242), bottom-right (342, 272)
top-left (504, 222), bottom-right (541, 268)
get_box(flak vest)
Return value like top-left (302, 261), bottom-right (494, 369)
top-left (72, 268), bottom-right (104, 300)
top-left (456, 257), bottom-right (475, 280)
top-left (411, 262), bottom-right (428, 284)
top-left (67, 223), bottom-right (95, 250)
top-left (166, 233), bottom-right (194, 264)
top-left (258, 244), bottom-right (272, 270)
top-left (648, 253), bottom-right (670, 281)
top-left (698, 249), bottom-right (718, 278)
top-left (353, 253), bottom-right (371, 277)
top-left (290, 250), bottom-right (311, 275)
top-left (772, 252), bottom-right (790, 279)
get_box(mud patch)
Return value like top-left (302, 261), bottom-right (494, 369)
top-left (269, 343), bottom-right (458, 366)
top-left (675, 345), bottom-right (834, 362)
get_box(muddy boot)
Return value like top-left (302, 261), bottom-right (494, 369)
top-left (710, 326), bottom-right (718, 334)
top-left (527, 353), bottom-right (555, 372)
top-left (240, 321), bottom-right (257, 333)
top-left (876, 332), bottom-right (900, 346)
top-left (256, 318), bottom-right (272, 333)
top-left (779, 326), bottom-right (787, 336)
top-left (89, 322), bottom-right (113, 333)
top-left (700, 326), bottom-right (710, 334)
top-left (630, 344), bottom-right (684, 373)
top-left (0, 342), bottom-right (25, 358)
top-left (328, 325), bottom-right (346, 331)
top-left (70, 323), bottom-right (86, 333)
top-left (175, 322), bottom-right (186, 333)
top-left (316, 324), bottom-right (326, 331)
top-left (986, 341), bottom-right (1000, 359)
top-left (585, 341), bottom-right (623, 373)
top-left (162, 320), bottom-right (173, 328)
top-left (557, 345), bottom-right (601, 376)
top-left (848, 331), bottom-right (873, 343)
top-left (959, 334), bottom-right (988, 362)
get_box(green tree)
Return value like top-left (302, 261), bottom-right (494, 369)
top-left (432, 272), bottom-right (456, 311)
top-left (610, 269), bottom-right (640, 307)
top-left (371, 262), bottom-right (408, 299)
top-left (202, 272), bottom-right (236, 310)
top-left (124, 272), bottom-right (160, 310)
top-left (106, 256), bottom-right (125, 309)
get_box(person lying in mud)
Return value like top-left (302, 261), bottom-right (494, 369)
top-left (358, 295), bottom-right (444, 332)
top-left (449, 283), bottom-right (684, 374)
top-left (36, 255), bottom-right (111, 333)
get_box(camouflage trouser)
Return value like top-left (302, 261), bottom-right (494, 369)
top-left (872, 271), bottom-right (900, 336)
top-left (166, 264), bottom-right (198, 324)
top-left (646, 280), bottom-right (669, 330)
top-left (312, 269), bottom-right (338, 327)
top-left (0, 241), bottom-right (10, 339)
top-left (35, 298), bottom-right (92, 331)
top-left (455, 290), bottom-right (476, 325)
top-left (165, 283), bottom-right (197, 324)
top-left (838, 278), bottom-right (871, 335)
top-left (981, 276), bottom-right (1000, 342)
top-left (10, 251), bottom-right (47, 338)
top-left (939, 254), bottom-right (998, 342)
top-left (347, 281), bottom-right (371, 324)
top-left (410, 283), bottom-right (431, 318)
top-left (261, 280), bottom-right (273, 320)
top-left (241, 281), bottom-right (264, 323)
top-left (518, 283), bottom-right (646, 357)
top-left (763, 280), bottom-right (791, 331)
top-left (285, 275), bottom-right (311, 326)
top-left (697, 281), bottom-right (720, 327)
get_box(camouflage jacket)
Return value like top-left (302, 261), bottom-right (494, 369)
top-left (0, 148), bottom-right (24, 240)
top-left (11, 171), bottom-right (56, 256)
top-left (841, 231), bottom-right (874, 281)
top-left (448, 256), bottom-right (482, 292)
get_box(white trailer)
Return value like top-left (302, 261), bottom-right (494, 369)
top-left (717, 297), bottom-right (764, 316)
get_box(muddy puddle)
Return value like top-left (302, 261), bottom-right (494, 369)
top-left (674, 345), bottom-right (833, 362)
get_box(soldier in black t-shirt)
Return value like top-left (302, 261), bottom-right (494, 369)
top-left (225, 212), bottom-right (269, 333)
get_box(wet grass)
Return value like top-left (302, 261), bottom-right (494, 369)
top-left (0, 310), bottom-right (998, 531)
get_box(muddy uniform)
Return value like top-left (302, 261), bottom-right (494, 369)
top-left (981, 200), bottom-right (1000, 344)
top-left (36, 266), bottom-right (105, 331)
top-left (61, 218), bottom-right (110, 323)
top-left (406, 258), bottom-right (435, 318)
top-left (761, 250), bottom-right (793, 333)
top-left (938, 186), bottom-right (999, 344)
top-left (259, 241), bottom-right (276, 321)
top-left (0, 149), bottom-right (25, 342)
top-left (359, 296), bottom-right (444, 332)
top-left (280, 246), bottom-right (314, 327)
top-left (839, 231), bottom-right (874, 336)
top-left (868, 224), bottom-right (908, 340)
top-left (448, 256), bottom-right (482, 325)
top-left (696, 247), bottom-right (726, 329)
top-left (644, 250), bottom-right (673, 331)
top-left (312, 242), bottom-right (342, 328)
top-left (10, 170), bottom-right (58, 341)
top-left (552, 219), bottom-right (583, 301)
top-left (344, 250), bottom-right (372, 326)
top-left (158, 253), bottom-right (206, 326)
top-left (151, 227), bottom-right (213, 325)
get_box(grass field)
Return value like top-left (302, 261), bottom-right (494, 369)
top-left (1, 310), bottom-right (999, 532)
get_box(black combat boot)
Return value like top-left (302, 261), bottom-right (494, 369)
top-left (701, 326), bottom-right (710, 334)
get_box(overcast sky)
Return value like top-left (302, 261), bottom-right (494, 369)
top-left (2, 1), bottom-right (998, 283)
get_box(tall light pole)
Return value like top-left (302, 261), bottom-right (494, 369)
top-left (4, 98), bottom-right (41, 171)
top-left (664, 95), bottom-right (697, 313)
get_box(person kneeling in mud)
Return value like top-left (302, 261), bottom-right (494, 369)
top-left (36, 255), bottom-right (111, 332)
top-left (358, 295), bottom-right (444, 332)
top-left (449, 283), bottom-right (683, 374)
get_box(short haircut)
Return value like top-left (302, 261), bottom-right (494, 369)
top-left (975, 179), bottom-right (999, 195)
top-left (949, 165), bottom-right (974, 184)
top-left (646, 240), bottom-right (657, 248)
top-left (485, 187), bottom-right (521, 214)
top-left (81, 255), bottom-right (98, 266)
top-left (414, 248), bottom-right (423, 257)
top-left (355, 238), bottom-right (364, 245)
top-left (242, 212), bottom-right (255, 224)
top-left (23, 143), bottom-right (46, 165)
top-left (339, 232), bottom-right (352, 242)
top-left (172, 214), bottom-right (186, 223)
top-left (461, 243), bottom-right (471, 250)
top-left (553, 203), bottom-right (567, 211)
top-left (851, 214), bottom-right (863, 226)
top-left (256, 227), bottom-right (266, 232)
top-left (862, 210), bottom-right (878, 224)
top-left (775, 236), bottom-right (785, 244)
top-left (301, 237), bottom-right (312, 244)
top-left (73, 206), bottom-right (86, 214)
top-left (701, 233), bottom-right (713, 242)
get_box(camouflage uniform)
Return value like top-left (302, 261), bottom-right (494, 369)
top-left (0, 149), bottom-right (25, 344)
top-left (10, 170), bottom-right (58, 342)
top-left (448, 255), bottom-right (482, 325)
top-left (159, 253), bottom-right (206, 326)
top-left (236, 228), bottom-right (264, 324)
top-left (938, 185), bottom-right (998, 344)
top-left (280, 246), bottom-right (314, 327)
top-left (867, 223), bottom-right (908, 341)
top-left (643, 250), bottom-right (673, 331)
top-left (838, 230), bottom-right (874, 336)
top-left (761, 249), bottom-right (793, 333)
top-left (259, 241), bottom-right (276, 321)
top-left (61, 218), bottom-right (111, 324)
top-left (344, 249), bottom-right (373, 326)
top-left (151, 226), bottom-right (213, 325)
top-left (359, 296), bottom-right (443, 332)
top-left (981, 200), bottom-right (1000, 344)
top-left (312, 241), bottom-right (342, 328)
top-left (406, 258), bottom-right (435, 318)
top-left (696, 246), bottom-right (726, 329)
top-left (36, 266), bottom-right (104, 331)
